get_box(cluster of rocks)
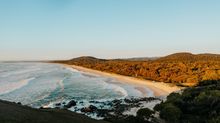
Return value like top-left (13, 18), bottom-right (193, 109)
top-left (49, 97), bottom-right (161, 120)
top-left (101, 97), bottom-right (161, 119)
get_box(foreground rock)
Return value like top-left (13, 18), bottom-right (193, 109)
top-left (81, 105), bottom-right (98, 113)
top-left (0, 100), bottom-right (109, 123)
top-left (64, 100), bottom-right (77, 108)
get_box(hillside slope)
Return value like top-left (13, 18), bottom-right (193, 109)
top-left (0, 100), bottom-right (109, 123)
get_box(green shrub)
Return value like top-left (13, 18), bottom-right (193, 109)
top-left (156, 80), bottom-right (220, 123)
top-left (160, 103), bottom-right (182, 123)
top-left (136, 108), bottom-right (154, 120)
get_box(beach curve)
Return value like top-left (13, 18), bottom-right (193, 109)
top-left (60, 64), bottom-right (182, 97)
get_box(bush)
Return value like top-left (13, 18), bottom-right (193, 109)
top-left (136, 108), bottom-right (154, 120)
top-left (160, 103), bottom-right (182, 123)
top-left (156, 80), bottom-right (220, 123)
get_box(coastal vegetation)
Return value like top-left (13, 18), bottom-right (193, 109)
top-left (154, 80), bottom-right (220, 123)
top-left (54, 52), bottom-right (220, 86)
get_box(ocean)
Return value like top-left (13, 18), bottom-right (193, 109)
top-left (0, 62), bottom-right (155, 118)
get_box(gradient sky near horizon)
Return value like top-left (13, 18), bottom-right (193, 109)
top-left (0, 0), bottom-right (220, 61)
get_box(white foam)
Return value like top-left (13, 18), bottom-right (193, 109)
top-left (113, 85), bottom-right (129, 97)
top-left (65, 67), bottom-right (79, 73)
top-left (0, 68), bottom-right (41, 78)
top-left (144, 87), bottom-right (154, 97)
top-left (102, 82), bottom-right (128, 98)
top-left (57, 77), bottom-right (66, 92)
top-left (123, 100), bottom-right (161, 116)
top-left (0, 77), bottom-right (35, 95)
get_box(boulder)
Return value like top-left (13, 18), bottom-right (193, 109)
top-left (89, 105), bottom-right (98, 111)
top-left (64, 100), bottom-right (77, 108)
top-left (81, 107), bottom-right (92, 112)
top-left (81, 105), bottom-right (98, 113)
top-left (112, 99), bottom-right (122, 106)
top-left (55, 103), bottom-right (61, 107)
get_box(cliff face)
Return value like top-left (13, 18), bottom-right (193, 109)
top-left (54, 53), bottom-right (220, 86)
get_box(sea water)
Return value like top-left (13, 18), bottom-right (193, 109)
top-left (0, 62), bottom-right (154, 116)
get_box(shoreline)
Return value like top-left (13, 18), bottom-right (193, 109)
top-left (61, 64), bottom-right (182, 97)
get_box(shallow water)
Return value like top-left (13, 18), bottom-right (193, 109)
top-left (0, 62), bottom-right (154, 110)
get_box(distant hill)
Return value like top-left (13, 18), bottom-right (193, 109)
top-left (120, 57), bottom-right (159, 61)
top-left (68, 53), bottom-right (220, 62)
top-left (60, 56), bottom-right (107, 66)
top-left (53, 52), bottom-right (220, 87)
top-left (71, 56), bottom-right (106, 62)
top-left (71, 56), bottom-right (105, 61)
top-left (157, 52), bottom-right (220, 61)
top-left (70, 56), bottom-right (158, 62)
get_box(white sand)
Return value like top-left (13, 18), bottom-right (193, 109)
top-left (61, 64), bottom-right (182, 97)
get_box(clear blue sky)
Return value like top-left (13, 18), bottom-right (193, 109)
top-left (0, 0), bottom-right (219, 60)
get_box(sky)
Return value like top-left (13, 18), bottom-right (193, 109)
top-left (0, 0), bottom-right (220, 61)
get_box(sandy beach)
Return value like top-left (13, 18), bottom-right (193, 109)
top-left (62, 64), bottom-right (182, 97)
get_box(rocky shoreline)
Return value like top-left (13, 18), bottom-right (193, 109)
top-left (45, 97), bottom-right (161, 121)
top-left (0, 97), bottom-right (162, 123)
